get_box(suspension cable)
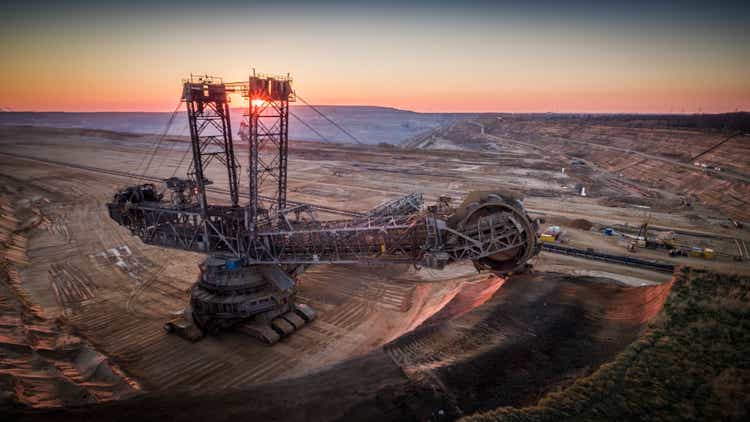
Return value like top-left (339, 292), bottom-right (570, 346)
top-left (152, 120), bottom-right (188, 179)
top-left (294, 92), bottom-right (364, 145)
top-left (132, 103), bottom-right (180, 178)
top-left (135, 101), bottom-right (182, 181)
top-left (171, 123), bottom-right (194, 178)
top-left (290, 110), bottom-right (330, 143)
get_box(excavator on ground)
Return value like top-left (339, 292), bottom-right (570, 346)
top-left (107, 72), bottom-right (541, 344)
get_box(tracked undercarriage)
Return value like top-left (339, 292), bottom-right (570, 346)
top-left (164, 257), bottom-right (315, 343)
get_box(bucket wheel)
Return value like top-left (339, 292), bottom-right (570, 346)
top-left (450, 191), bottom-right (539, 275)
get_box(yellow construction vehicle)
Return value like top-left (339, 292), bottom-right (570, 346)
top-left (689, 247), bottom-right (715, 259)
top-left (627, 220), bottom-right (649, 252)
top-left (539, 226), bottom-right (561, 243)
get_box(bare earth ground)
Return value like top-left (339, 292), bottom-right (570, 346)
top-left (0, 122), bottom-right (748, 419)
top-left (8, 274), bottom-right (674, 421)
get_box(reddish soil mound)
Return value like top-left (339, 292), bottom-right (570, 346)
top-left (0, 192), bottom-right (138, 409)
top-left (423, 275), bottom-right (507, 324)
top-left (569, 218), bottom-right (594, 230)
top-left (383, 273), bottom-right (674, 417)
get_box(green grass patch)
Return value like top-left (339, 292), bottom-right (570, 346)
top-left (464, 268), bottom-right (750, 421)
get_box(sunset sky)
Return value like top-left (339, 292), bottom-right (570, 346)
top-left (1, 0), bottom-right (749, 113)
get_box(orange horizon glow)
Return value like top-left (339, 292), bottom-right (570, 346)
top-left (3, 72), bottom-right (748, 114)
top-left (4, 89), bottom-right (747, 114)
top-left (2, 3), bottom-right (748, 114)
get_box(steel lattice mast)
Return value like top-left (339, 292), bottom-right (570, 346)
top-left (183, 75), bottom-right (240, 210)
top-left (246, 73), bottom-right (293, 223)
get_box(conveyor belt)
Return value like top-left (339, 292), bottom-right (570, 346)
top-left (541, 243), bottom-right (675, 273)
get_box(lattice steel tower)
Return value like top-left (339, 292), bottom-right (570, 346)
top-left (182, 76), bottom-right (240, 211)
top-left (243, 73), bottom-right (294, 224)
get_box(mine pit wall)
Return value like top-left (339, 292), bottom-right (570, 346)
top-left (422, 275), bottom-right (508, 325)
top-left (413, 119), bottom-right (750, 222)
top-left (394, 275), bottom-right (506, 340)
top-left (461, 268), bottom-right (747, 422)
top-left (291, 264), bottom-right (504, 368)
top-left (0, 188), bottom-right (140, 409)
top-left (385, 273), bottom-right (676, 417)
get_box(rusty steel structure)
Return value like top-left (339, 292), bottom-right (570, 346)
top-left (107, 71), bottom-right (540, 344)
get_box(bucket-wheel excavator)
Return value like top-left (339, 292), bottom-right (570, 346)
top-left (107, 72), bottom-right (540, 344)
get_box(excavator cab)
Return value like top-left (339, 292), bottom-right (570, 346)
top-left (112, 183), bottom-right (162, 205)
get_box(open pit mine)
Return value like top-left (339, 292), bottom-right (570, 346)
top-left (1, 71), bottom-right (749, 421)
